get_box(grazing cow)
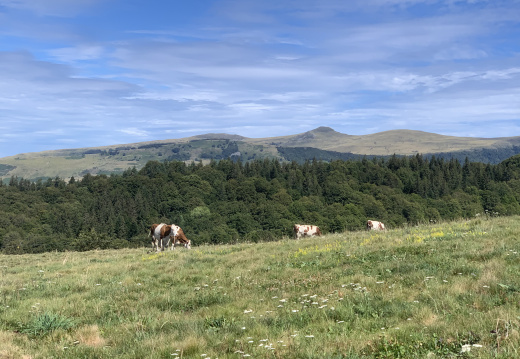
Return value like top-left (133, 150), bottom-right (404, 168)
top-left (149, 223), bottom-right (191, 252)
top-left (149, 223), bottom-right (165, 252)
top-left (149, 223), bottom-right (176, 252)
top-left (366, 220), bottom-right (385, 231)
top-left (167, 224), bottom-right (191, 250)
top-left (293, 224), bottom-right (322, 239)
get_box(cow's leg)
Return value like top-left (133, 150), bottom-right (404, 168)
top-left (152, 237), bottom-right (159, 252)
top-left (161, 237), bottom-right (166, 251)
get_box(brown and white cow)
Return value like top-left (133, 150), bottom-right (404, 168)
top-left (149, 223), bottom-right (168, 252)
top-left (293, 224), bottom-right (322, 239)
top-left (149, 223), bottom-right (191, 252)
top-left (166, 224), bottom-right (191, 250)
top-left (366, 220), bottom-right (385, 231)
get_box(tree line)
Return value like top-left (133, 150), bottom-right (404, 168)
top-left (2, 154), bottom-right (520, 254)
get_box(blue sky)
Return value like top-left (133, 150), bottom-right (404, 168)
top-left (1, 0), bottom-right (519, 157)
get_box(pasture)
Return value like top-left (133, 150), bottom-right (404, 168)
top-left (1, 217), bottom-right (520, 358)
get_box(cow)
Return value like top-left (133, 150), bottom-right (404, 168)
top-left (149, 223), bottom-right (177, 252)
top-left (149, 223), bottom-right (167, 252)
top-left (166, 224), bottom-right (192, 250)
top-left (293, 224), bottom-right (322, 239)
top-left (149, 223), bottom-right (191, 252)
top-left (366, 220), bottom-right (385, 231)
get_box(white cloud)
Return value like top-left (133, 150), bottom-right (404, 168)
top-left (118, 128), bottom-right (150, 137)
top-left (0, 0), bottom-right (519, 157)
top-left (48, 45), bottom-right (106, 62)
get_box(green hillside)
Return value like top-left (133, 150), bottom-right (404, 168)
top-left (1, 216), bottom-right (519, 358)
top-left (2, 127), bottom-right (520, 181)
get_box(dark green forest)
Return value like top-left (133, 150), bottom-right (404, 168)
top-left (2, 154), bottom-right (520, 254)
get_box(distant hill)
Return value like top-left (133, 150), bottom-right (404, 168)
top-left (2, 126), bottom-right (520, 181)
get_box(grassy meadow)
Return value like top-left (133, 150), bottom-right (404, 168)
top-left (1, 217), bottom-right (520, 358)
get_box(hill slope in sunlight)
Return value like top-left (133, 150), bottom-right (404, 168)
top-left (1, 216), bottom-right (519, 358)
top-left (2, 126), bottom-right (520, 181)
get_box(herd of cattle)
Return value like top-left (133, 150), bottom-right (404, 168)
top-left (148, 220), bottom-right (385, 252)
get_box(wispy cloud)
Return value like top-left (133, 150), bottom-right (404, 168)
top-left (0, 0), bottom-right (519, 157)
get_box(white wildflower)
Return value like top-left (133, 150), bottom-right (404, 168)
top-left (461, 344), bottom-right (472, 353)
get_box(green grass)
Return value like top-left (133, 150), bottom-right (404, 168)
top-left (1, 217), bottom-right (520, 358)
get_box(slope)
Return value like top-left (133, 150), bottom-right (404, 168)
top-left (1, 216), bottom-right (519, 358)
top-left (2, 126), bottom-right (520, 181)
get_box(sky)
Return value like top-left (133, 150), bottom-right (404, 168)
top-left (0, 0), bottom-right (519, 157)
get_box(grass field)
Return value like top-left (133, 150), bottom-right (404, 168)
top-left (1, 217), bottom-right (520, 358)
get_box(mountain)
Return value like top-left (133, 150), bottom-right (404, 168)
top-left (2, 126), bottom-right (520, 181)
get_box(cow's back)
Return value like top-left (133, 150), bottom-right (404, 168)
top-left (294, 224), bottom-right (321, 239)
top-left (153, 223), bottom-right (167, 238)
top-left (367, 220), bottom-right (385, 231)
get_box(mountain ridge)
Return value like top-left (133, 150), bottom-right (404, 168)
top-left (2, 126), bottom-right (520, 181)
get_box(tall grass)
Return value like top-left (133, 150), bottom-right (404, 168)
top-left (1, 217), bottom-right (520, 358)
